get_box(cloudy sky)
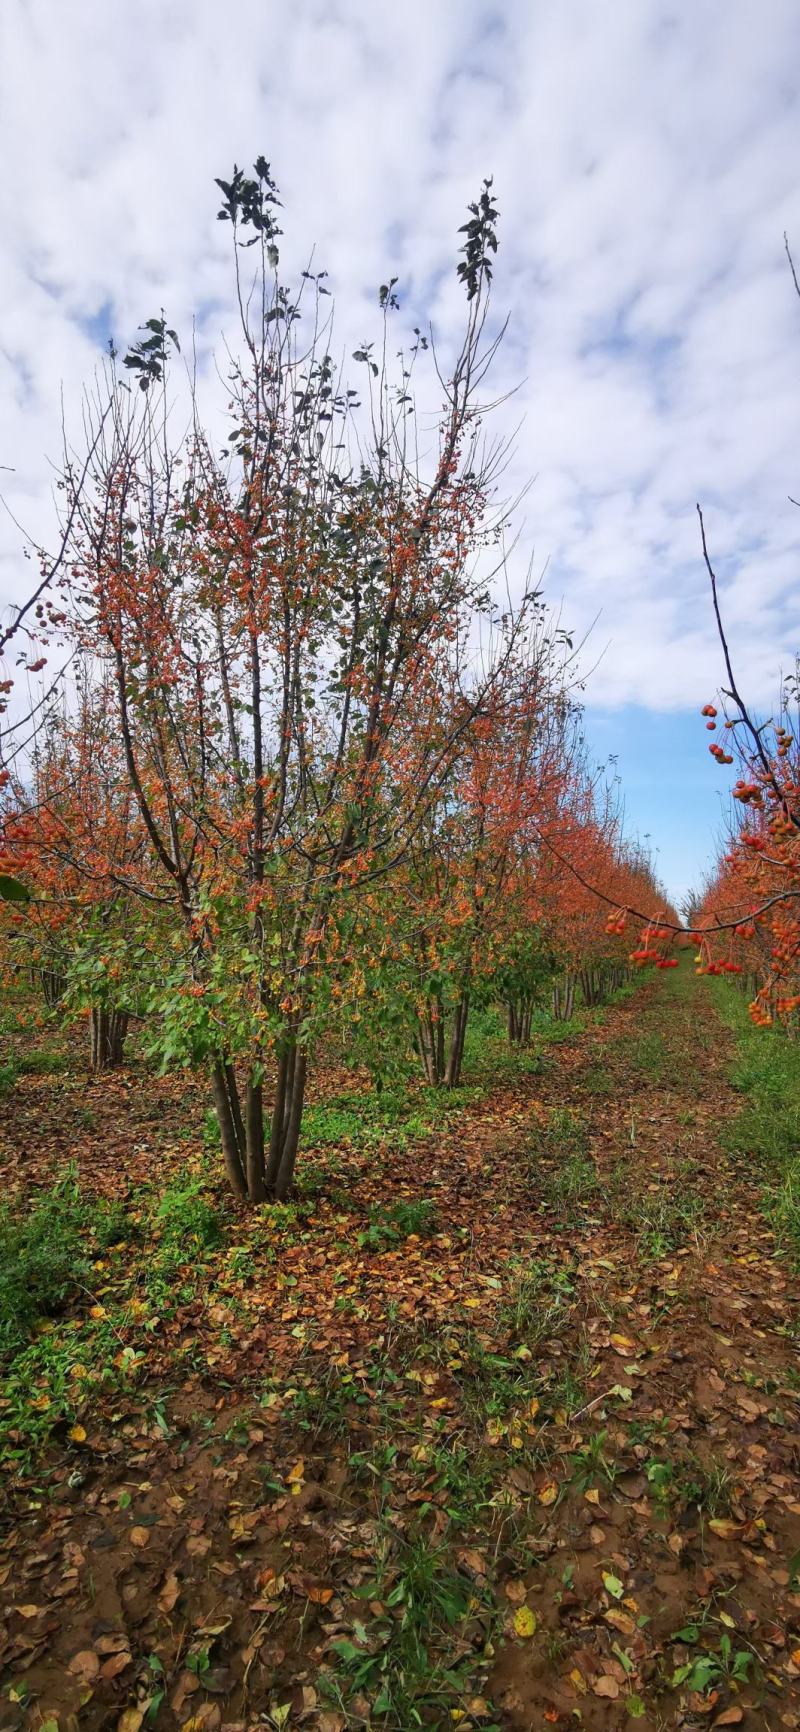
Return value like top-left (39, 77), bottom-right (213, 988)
top-left (1, 0), bottom-right (799, 900)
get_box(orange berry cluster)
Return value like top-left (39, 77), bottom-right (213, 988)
top-left (703, 704), bottom-right (735, 765)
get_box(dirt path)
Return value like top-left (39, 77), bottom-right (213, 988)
top-left (489, 968), bottom-right (800, 1729)
top-left (1, 968), bottom-right (799, 1731)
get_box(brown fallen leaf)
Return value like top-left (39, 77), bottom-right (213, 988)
top-left (593, 1676), bottom-right (620, 1699)
top-left (616, 1472), bottom-right (647, 1500)
top-left (181, 1708), bottom-right (220, 1732)
top-left (129, 1526), bottom-right (150, 1549)
top-left (712, 1710), bottom-right (744, 1727)
top-left (458, 1549), bottom-right (488, 1578)
top-left (101, 1651), bottom-right (133, 1681)
top-left (96, 1633), bottom-right (131, 1656)
top-left (158, 1570), bottom-right (181, 1614)
top-left (69, 1650), bottom-right (100, 1681)
top-left (708, 1519), bottom-right (742, 1540)
top-left (504, 1579), bottom-right (528, 1604)
top-left (172, 1672), bottom-right (200, 1715)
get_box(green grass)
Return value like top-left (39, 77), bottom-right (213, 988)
top-left (302, 1080), bottom-right (473, 1154)
top-left (0, 1171), bottom-right (96, 1356)
top-left (709, 978), bottom-right (800, 1259)
top-left (325, 1528), bottom-right (499, 1728)
top-left (358, 1197), bottom-right (437, 1249)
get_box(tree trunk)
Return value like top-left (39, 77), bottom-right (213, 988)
top-left (417, 998), bottom-right (445, 1085)
top-left (418, 995), bottom-right (469, 1087)
top-left (264, 1040), bottom-right (308, 1201)
top-left (90, 1007), bottom-right (129, 1073)
top-left (210, 1056), bottom-right (299, 1204)
top-left (508, 997), bottom-right (533, 1045)
top-left (444, 994), bottom-right (470, 1087)
top-left (246, 1078), bottom-right (266, 1202)
top-left (41, 967), bottom-right (66, 1009)
top-left (212, 1060), bottom-right (248, 1199)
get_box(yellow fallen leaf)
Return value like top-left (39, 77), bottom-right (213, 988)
top-left (610, 1334), bottom-right (636, 1354)
top-left (513, 1605), bottom-right (537, 1638)
top-left (708, 1518), bottom-right (742, 1539)
top-left (604, 1608), bottom-right (635, 1635)
top-left (538, 1482), bottom-right (558, 1506)
top-left (118, 1711), bottom-right (146, 1732)
top-left (129, 1526), bottom-right (150, 1549)
top-left (528, 1397), bottom-right (540, 1419)
top-left (69, 1424), bottom-right (87, 1444)
top-left (584, 1487), bottom-right (601, 1505)
top-left (286, 1459), bottom-right (305, 1484)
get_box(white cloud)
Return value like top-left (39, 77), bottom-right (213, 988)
top-left (1, 0), bottom-right (799, 721)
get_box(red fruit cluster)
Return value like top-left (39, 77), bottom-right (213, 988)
top-left (697, 960), bottom-right (743, 976)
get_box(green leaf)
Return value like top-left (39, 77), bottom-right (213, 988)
top-left (331, 1639), bottom-right (363, 1662)
top-left (0, 874), bottom-right (30, 903)
top-left (626, 1696), bottom-right (646, 1719)
top-left (602, 1571), bottom-right (624, 1600)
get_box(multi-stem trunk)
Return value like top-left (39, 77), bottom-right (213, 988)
top-left (552, 975), bottom-right (576, 1022)
top-left (89, 1007), bottom-right (129, 1072)
top-left (507, 997), bottom-right (534, 1046)
top-left (417, 992), bottom-right (470, 1087)
top-left (41, 967), bottom-right (67, 1010)
top-left (211, 1032), bottom-right (309, 1204)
